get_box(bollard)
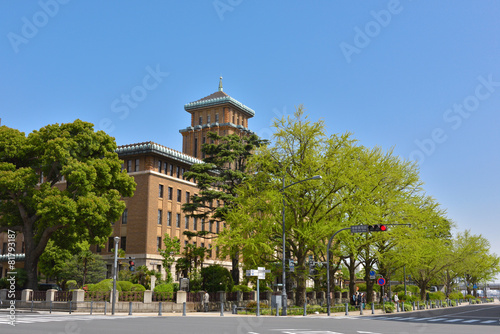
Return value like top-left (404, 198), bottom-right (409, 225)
top-left (129, 302), bottom-right (132, 315)
top-left (417, 301), bottom-right (419, 310)
top-left (158, 302), bottom-right (162, 316)
top-left (104, 301), bottom-right (107, 315)
top-left (69, 300), bottom-right (72, 314)
top-left (401, 302), bottom-right (404, 312)
top-left (183, 302), bottom-right (186, 316)
top-left (412, 301), bottom-right (415, 311)
top-left (50, 301), bottom-right (53, 314)
top-left (31, 299), bottom-right (34, 312)
top-left (220, 302), bottom-right (224, 316)
top-left (90, 301), bottom-right (93, 315)
top-left (371, 302), bottom-right (375, 314)
top-left (276, 306), bottom-right (279, 317)
top-left (360, 303), bottom-right (363, 315)
top-left (396, 302), bottom-right (399, 312)
top-left (232, 304), bottom-right (236, 315)
top-left (303, 302), bottom-right (307, 316)
top-left (345, 302), bottom-right (348, 316)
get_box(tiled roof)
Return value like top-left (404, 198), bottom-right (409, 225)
top-left (184, 91), bottom-right (255, 118)
top-left (116, 141), bottom-right (203, 165)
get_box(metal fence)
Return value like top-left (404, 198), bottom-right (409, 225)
top-left (152, 291), bottom-right (176, 302)
top-left (119, 291), bottom-right (144, 302)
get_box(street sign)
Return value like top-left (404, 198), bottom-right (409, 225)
top-left (246, 269), bottom-right (259, 277)
top-left (369, 270), bottom-right (376, 279)
top-left (377, 277), bottom-right (386, 286)
top-left (289, 259), bottom-right (295, 272)
top-left (351, 225), bottom-right (368, 233)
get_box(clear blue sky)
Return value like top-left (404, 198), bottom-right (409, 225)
top-left (1, 1), bottom-right (499, 280)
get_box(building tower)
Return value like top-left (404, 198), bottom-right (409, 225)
top-left (179, 77), bottom-right (255, 158)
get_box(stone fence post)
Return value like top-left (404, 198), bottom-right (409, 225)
top-left (72, 289), bottom-right (85, 303)
top-left (143, 290), bottom-right (152, 303)
top-left (176, 290), bottom-right (187, 304)
top-left (46, 289), bottom-right (56, 302)
top-left (21, 289), bottom-right (32, 302)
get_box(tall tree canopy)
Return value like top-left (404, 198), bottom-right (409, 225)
top-left (0, 120), bottom-right (136, 289)
top-left (182, 131), bottom-right (267, 284)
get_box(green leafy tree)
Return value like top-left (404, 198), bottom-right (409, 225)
top-left (59, 250), bottom-right (107, 287)
top-left (201, 264), bottom-right (234, 292)
top-left (158, 233), bottom-right (181, 283)
top-left (0, 121), bottom-right (136, 289)
top-left (182, 131), bottom-right (267, 284)
top-left (175, 231), bottom-right (208, 278)
top-left (220, 107), bottom-right (366, 306)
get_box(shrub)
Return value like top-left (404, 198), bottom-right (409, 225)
top-left (66, 280), bottom-right (78, 290)
top-left (154, 283), bottom-right (174, 293)
top-left (246, 301), bottom-right (269, 312)
top-left (428, 291), bottom-right (445, 300)
top-left (464, 294), bottom-right (475, 300)
top-left (450, 300), bottom-right (456, 307)
top-left (131, 284), bottom-right (146, 291)
top-left (403, 303), bottom-right (412, 312)
top-left (117, 281), bottom-right (133, 292)
top-left (448, 291), bottom-right (464, 300)
top-left (356, 283), bottom-right (366, 291)
top-left (384, 302), bottom-right (395, 313)
top-left (90, 279), bottom-right (122, 292)
top-left (232, 284), bottom-right (252, 293)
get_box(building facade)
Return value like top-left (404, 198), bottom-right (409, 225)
top-left (0, 79), bottom-right (256, 283)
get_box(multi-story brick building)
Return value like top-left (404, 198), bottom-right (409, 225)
top-left (0, 79), bottom-right (256, 282)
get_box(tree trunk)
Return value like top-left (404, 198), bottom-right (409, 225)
top-left (231, 248), bottom-right (240, 285)
top-left (24, 253), bottom-right (39, 290)
top-left (364, 267), bottom-right (375, 303)
top-left (296, 267), bottom-right (306, 306)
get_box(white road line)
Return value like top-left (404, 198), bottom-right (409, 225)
top-left (427, 318), bottom-right (447, 322)
top-left (444, 318), bottom-right (464, 322)
top-left (480, 320), bottom-right (498, 324)
top-left (462, 319), bottom-right (480, 323)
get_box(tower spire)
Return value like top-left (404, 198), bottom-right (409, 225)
top-left (218, 76), bottom-right (223, 92)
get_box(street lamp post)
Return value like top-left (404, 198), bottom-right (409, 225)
top-left (111, 236), bottom-right (120, 315)
top-left (281, 174), bottom-right (321, 316)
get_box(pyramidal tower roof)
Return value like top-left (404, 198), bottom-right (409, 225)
top-left (184, 77), bottom-right (255, 118)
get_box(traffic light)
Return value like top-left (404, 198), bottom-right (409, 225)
top-left (129, 260), bottom-right (135, 271)
top-left (368, 224), bottom-right (387, 232)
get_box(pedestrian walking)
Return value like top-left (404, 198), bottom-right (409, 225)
top-left (202, 291), bottom-right (209, 312)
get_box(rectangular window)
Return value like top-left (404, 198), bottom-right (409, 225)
top-left (127, 160), bottom-right (132, 172)
top-left (185, 216), bottom-right (189, 229)
top-left (193, 218), bottom-right (197, 231)
top-left (201, 242), bottom-right (204, 248)
top-left (177, 189), bottom-right (182, 202)
top-left (121, 236), bottom-right (126, 251)
top-left (135, 159), bottom-right (140, 172)
top-left (216, 246), bottom-right (220, 257)
top-left (185, 191), bottom-right (190, 203)
top-left (158, 209), bottom-right (163, 225)
top-left (122, 209), bottom-right (128, 224)
top-left (194, 138), bottom-right (198, 158)
top-left (168, 187), bottom-right (173, 200)
top-left (207, 115), bottom-right (211, 123)
top-left (159, 184), bottom-right (164, 198)
top-left (157, 236), bottom-right (162, 250)
top-left (158, 160), bottom-right (162, 173)
top-left (169, 164), bottom-right (174, 176)
top-left (209, 221), bottom-right (213, 233)
top-left (176, 166), bottom-right (180, 178)
top-left (216, 221), bottom-right (220, 233)
top-left (176, 213), bottom-right (180, 228)
top-left (215, 113), bottom-right (219, 122)
top-left (181, 168), bottom-right (185, 179)
top-left (163, 162), bottom-right (167, 174)
top-left (167, 211), bottom-right (172, 226)
top-left (108, 237), bottom-right (114, 252)
top-left (201, 218), bottom-right (204, 231)
top-left (185, 240), bottom-right (188, 247)
top-left (199, 116), bottom-right (202, 125)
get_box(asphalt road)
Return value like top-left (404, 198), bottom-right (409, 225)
top-left (1, 303), bottom-right (498, 334)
